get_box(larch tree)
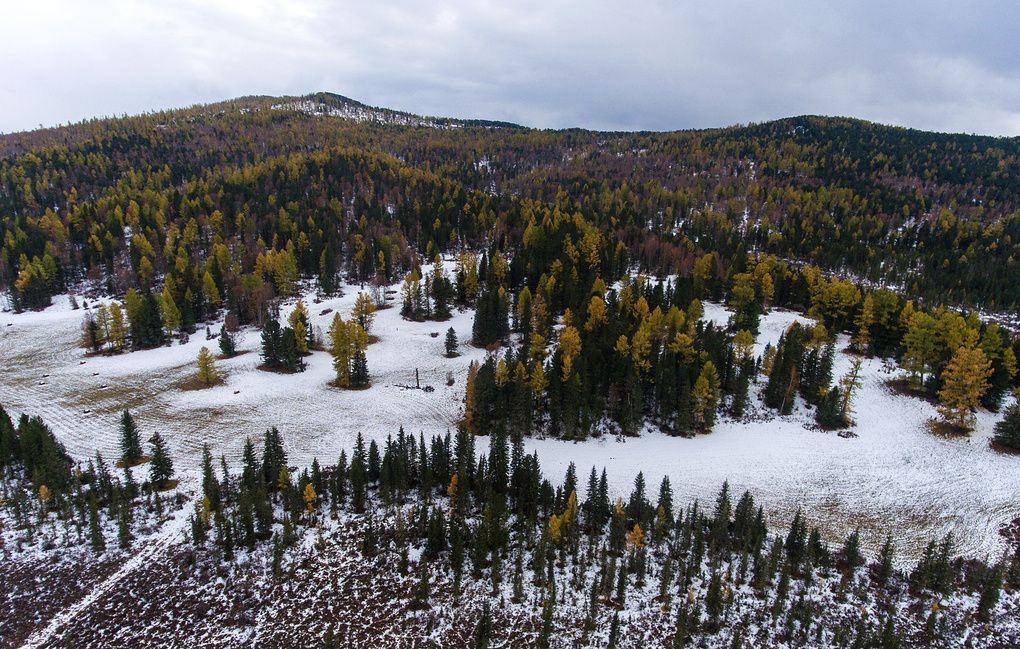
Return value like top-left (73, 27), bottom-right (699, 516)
top-left (352, 292), bottom-right (376, 334)
top-left (559, 325), bottom-right (582, 381)
top-left (853, 293), bottom-right (875, 354)
top-left (692, 361), bottom-right (722, 432)
top-left (903, 312), bottom-right (940, 388)
top-left (160, 281), bottom-right (182, 334)
top-left (288, 300), bottom-right (311, 354)
top-left (938, 346), bottom-right (993, 430)
top-left (329, 313), bottom-right (368, 387)
top-left (196, 346), bottom-right (218, 386)
top-left (108, 302), bottom-right (127, 352)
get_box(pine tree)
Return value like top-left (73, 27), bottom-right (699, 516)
top-left (473, 600), bottom-right (492, 649)
top-left (938, 346), bottom-right (993, 430)
top-left (816, 386), bottom-right (844, 429)
top-left (196, 346), bottom-right (219, 386)
top-left (120, 410), bottom-right (143, 465)
top-left (977, 562), bottom-right (1004, 620)
top-left (838, 358), bottom-right (863, 424)
top-left (149, 432), bottom-right (174, 488)
top-left (875, 534), bottom-right (895, 587)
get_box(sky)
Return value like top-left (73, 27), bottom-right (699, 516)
top-left (2, 0), bottom-right (1019, 136)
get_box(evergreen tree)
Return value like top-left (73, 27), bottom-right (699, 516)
top-left (261, 318), bottom-right (283, 368)
top-left (993, 401), bottom-right (1020, 449)
top-left (445, 327), bottom-right (459, 357)
top-left (350, 350), bottom-right (370, 388)
top-left (148, 432), bottom-right (174, 488)
top-left (120, 410), bottom-right (143, 465)
top-left (88, 492), bottom-right (105, 553)
top-left (218, 324), bottom-right (236, 357)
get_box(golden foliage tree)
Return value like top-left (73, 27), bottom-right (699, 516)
top-left (937, 346), bottom-right (993, 430)
top-left (196, 346), bottom-right (218, 386)
top-left (559, 325), bottom-right (582, 381)
top-left (352, 292), bottom-right (377, 334)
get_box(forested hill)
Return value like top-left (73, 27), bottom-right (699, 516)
top-left (2, 93), bottom-right (1020, 313)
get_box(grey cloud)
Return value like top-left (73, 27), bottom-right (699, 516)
top-left (1, 0), bottom-right (1018, 135)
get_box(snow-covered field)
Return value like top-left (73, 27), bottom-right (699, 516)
top-left (1, 288), bottom-right (1017, 561)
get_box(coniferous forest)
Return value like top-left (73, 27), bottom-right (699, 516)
top-left (2, 94), bottom-right (1020, 647)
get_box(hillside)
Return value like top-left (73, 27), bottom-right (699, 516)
top-left (2, 94), bottom-right (1020, 647)
top-left (2, 93), bottom-right (1020, 310)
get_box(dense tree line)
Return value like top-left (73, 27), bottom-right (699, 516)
top-left (0, 405), bottom-right (177, 555)
top-left (189, 424), bottom-right (1020, 647)
top-left (3, 95), bottom-right (1020, 324)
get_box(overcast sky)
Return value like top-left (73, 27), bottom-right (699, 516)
top-left (2, 0), bottom-right (1018, 136)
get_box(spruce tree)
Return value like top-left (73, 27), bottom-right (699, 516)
top-left (445, 327), bottom-right (459, 357)
top-left (218, 324), bottom-right (236, 357)
top-left (993, 402), bottom-right (1020, 449)
top-left (88, 492), bottom-right (105, 553)
top-left (120, 410), bottom-right (143, 465)
top-left (148, 432), bottom-right (174, 488)
top-left (261, 318), bottom-right (283, 368)
top-left (351, 350), bottom-right (369, 388)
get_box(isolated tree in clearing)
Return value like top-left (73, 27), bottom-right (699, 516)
top-left (329, 313), bottom-right (368, 387)
top-left (445, 327), bottom-right (459, 357)
top-left (196, 346), bottom-right (218, 386)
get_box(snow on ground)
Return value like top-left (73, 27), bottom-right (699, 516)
top-left (1, 290), bottom-right (1018, 562)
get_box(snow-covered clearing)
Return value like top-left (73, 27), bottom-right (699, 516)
top-left (1, 289), bottom-right (1017, 562)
